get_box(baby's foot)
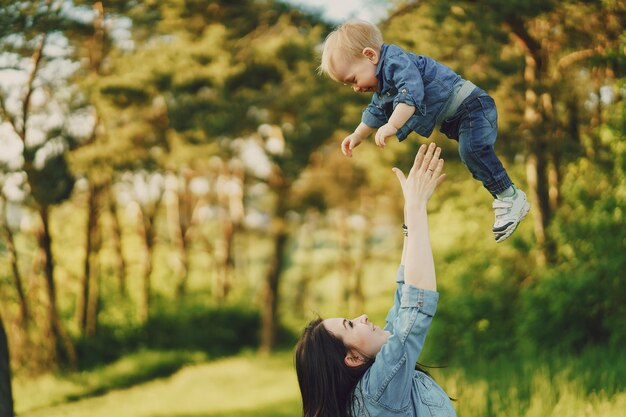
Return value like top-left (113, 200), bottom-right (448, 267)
top-left (492, 187), bottom-right (530, 242)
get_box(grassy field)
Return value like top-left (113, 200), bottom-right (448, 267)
top-left (13, 349), bottom-right (626, 417)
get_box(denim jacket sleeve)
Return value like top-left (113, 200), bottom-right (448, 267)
top-left (360, 265), bottom-right (439, 411)
top-left (362, 95), bottom-right (387, 128)
top-left (383, 265), bottom-right (406, 334)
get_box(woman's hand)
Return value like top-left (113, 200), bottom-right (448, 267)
top-left (392, 143), bottom-right (446, 210)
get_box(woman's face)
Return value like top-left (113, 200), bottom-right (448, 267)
top-left (323, 314), bottom-right (390, 364)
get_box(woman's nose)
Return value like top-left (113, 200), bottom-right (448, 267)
top-left (357, 314), bottom-right (368, 323)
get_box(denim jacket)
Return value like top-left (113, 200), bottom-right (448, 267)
top-left (351, 266), bottom-right (457, 417)
top-left (362, 44), bottom-right (464, 141)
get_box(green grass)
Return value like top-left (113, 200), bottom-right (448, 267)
top-left (15, 351), bottom-right (300, 417)
top-left (13, 349), bottom-right (626, 417)
top-left (13, 350), bottom-right (204, 414)
top-left (432, 359), bottom-right (626, 417)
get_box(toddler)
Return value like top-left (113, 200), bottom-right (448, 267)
top-left (319, 20), bottom-right (530, 242)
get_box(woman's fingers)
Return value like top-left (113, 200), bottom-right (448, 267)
top-left (399, 145), bottom-right (445, 205)
top-left (409, 144), bottom-right (427, 176)
top-left (420, 143), bottom-right (437, 173)
top-left (433, 159), bottom-right (446, 187)
top-left (411, 143), bottom-right (440, 178)
top-left (427, 148), bottom-right (442, 173)
top-left (433, 158), bottom-right (444, 175)
top-left (435, 173), bottom-right (447, 188)
top-left (392, 167), bottom-right (406, 188)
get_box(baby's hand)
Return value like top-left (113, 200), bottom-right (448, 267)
top-left (375, 123), bottom-right (398, 149)
top-left (341, 133), bottom-right (363, 158)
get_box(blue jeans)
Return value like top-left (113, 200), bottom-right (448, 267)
top-left (440, 91), bottom-right (513, 196)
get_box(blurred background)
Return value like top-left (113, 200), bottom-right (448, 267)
top-left (0, 0), bottom-right (624, 416)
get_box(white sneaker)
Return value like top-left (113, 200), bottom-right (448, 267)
top-left (492, 187), bottom-right (531, 243)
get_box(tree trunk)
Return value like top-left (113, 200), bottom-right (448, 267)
top-left (138, 206), bottom-right (158, 322)
top-left (1, 202), bottom-right (29, 329)
top-left (260, 227), bottom-right (287, 354)
top-left (293, 211), bottom-right (316, 316)
top-left (108, 190), bottom-right (127, 295)
top-left (259, 181), bottom-right (289, 354)
top-left (214, 169), bottom-right (244, 301)
top-left (216, 219), bottom-right (235, 300)
top-left (511, 19), bottom-right (559, 265)
top-left (78, 182), bottom-right (102, 335)
top-left (540, 92), bottom-right (560, 215)
top-left (337, 210), bottom-right (353, 311)
top-left (174, 235), bottom-right (189, 299)
top-left (85, 250), bottom-right (101, 337)
top-left (351, 193), bottom-right (373, 316)
top-left (0, 312), bottom-right (14, 417)
top-left (86, 186), bottom-right (104, 337)
top-left (525, 154), bottom-right (546, 266)
top-left (37, 205), bottom-right (76, 367)
top-left (168, 176), bottom-right (193, 299)
top-left (521, 49), bottom-right (550, 265)
top-left (567, 95), bottom-right (581, 147)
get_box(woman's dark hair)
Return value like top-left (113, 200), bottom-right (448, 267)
top-left (295, 318), bottom-right (373, 417)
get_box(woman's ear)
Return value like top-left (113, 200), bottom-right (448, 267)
top-left (344, 352), bottom-right (366, 368)
top-left (361, 47), bottom-right (379, 64)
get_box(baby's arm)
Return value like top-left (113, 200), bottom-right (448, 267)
top-left (342, 122), bottom-right (374, 157)
top-left (375, 103), bottom-right (415, 148)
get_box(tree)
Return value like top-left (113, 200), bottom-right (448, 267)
top-left (0, 190), bottom-right (29, 330)
top-left (421, 0), bottom-right (626, 264)
top-left (0, 0), bottom-right (88, 366)
top-left (218, 18), bottom-right (354, 351)
top-left (0, 311), bottom-right (13, 417)
top-left (381, 0), bottom-right (626, 356)
top-left (94, 0), bottom-right (349, 349)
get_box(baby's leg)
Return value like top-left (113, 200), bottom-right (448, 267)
top-left (456, 95), bottom-right (511, 196)
top-left (457, 95), bottom-right (530, 242)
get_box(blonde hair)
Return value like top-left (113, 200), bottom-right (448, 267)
top-left (319, 20), bottom-right (384, 81)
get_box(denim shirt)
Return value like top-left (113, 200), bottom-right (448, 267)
top-left (362, 44), bottom-right (464, 141)
top-left (351, 266), bottom-right (457, 417)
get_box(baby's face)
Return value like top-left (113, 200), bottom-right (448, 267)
top-left (332, 52), bottom-right (379, 93)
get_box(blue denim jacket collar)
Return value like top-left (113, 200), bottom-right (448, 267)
top-left (375, 43), bottom-right (390, 88)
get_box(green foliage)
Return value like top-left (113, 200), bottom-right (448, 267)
top-left (432, 253), bottom-right (522, 361)
top-left (74, 304), bottom-right (267, 369)
top-left (25, 152), bottom-right (74, 207)
top-left (99, 84), bottom-right (151, 107)
top-left (225, 62), bottom-right (283, 91)
top-left (142, 304), bottom-right (260, 357)
top-left (375, 0), bottom-right (626, 363)
top-left (519, 120), bottom-right (626, 352)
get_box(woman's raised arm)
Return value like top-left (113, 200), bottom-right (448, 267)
top-left (393, 143), bottom-right (445, 291)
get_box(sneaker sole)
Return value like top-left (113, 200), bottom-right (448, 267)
top-left (494, 202), bottom-right (531, 243)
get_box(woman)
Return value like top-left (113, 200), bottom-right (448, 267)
top-left (295, 143), bottom-right (456, 417)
